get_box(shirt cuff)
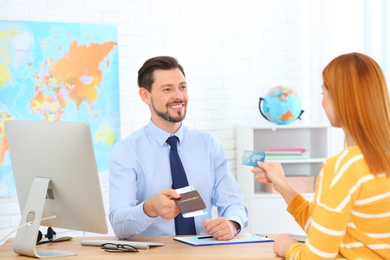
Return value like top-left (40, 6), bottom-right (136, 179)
top-left (287, 193), bottom-right (307, 216)
top-left (230, 220), bottom-right (241, 235)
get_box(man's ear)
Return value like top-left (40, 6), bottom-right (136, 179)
top-left (139, 87), bottom-right (151, 104)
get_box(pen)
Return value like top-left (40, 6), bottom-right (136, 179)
top-left (197, 235), bottom-right (214, 239)
top-left (255, 234), bottom-right (268, 238)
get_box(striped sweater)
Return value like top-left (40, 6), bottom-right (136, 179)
top-left (286, 146), bottom-right (390, 259)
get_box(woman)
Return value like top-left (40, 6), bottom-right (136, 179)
top-left (253, 52), bottom-right (390, 259)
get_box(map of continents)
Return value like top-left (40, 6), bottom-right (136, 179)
top-left (0, 21), bottom-right (119, 196)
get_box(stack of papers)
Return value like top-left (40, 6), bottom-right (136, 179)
top-left (265, 148), bottom-right (308, 160)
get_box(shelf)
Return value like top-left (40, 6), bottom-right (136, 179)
top-left (236, 124), bottom-right (330, 234)
top-left (242, 122), bottom-right (331, 129)
top-left (254, 192), bottom-right (315, 199)
top-left (265, 158), bottom-right (327, 163)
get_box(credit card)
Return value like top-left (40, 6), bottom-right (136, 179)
top-left (241, 150), bottom-right (265, 167)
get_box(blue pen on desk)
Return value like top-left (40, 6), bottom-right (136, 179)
top-left (197, 235), bottom-right (214, 239)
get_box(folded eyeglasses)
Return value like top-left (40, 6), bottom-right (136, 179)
top-left (100, 243), bottom-right (139, 253)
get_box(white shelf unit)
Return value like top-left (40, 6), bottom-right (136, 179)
top-left (236, 124), bottom-right (331, 234)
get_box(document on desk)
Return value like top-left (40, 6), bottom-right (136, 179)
top-left (173, 233), bottom-right (273, 246)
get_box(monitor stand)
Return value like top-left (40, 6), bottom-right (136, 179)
top-left (13, 177), bottom-right (77, 258)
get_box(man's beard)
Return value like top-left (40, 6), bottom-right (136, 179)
top-left (151, 100), bottom-right (186, 123)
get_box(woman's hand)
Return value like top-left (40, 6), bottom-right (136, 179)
top-left (273, 233), bottom-right (299, 257)
top-left (252, 161), bottom-right (298, 204)
top-left (251, 161), bottom-right (288, 191)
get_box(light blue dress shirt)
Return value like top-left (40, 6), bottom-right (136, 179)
top-left (109, 120), bottom-right (248, 239)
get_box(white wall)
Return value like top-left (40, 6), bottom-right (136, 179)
top-left (0, 0), bottom-right (352, 240)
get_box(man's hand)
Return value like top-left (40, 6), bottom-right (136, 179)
top-left (143, 189), bottom-right (181, 219)
top-left (204, 217), bottom-right (239, 241)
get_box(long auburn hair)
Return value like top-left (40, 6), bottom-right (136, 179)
top-left (322, 52), bottom-right (390, 176)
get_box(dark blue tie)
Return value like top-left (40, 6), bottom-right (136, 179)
top-left (166, 136), bottom-right (196, 235)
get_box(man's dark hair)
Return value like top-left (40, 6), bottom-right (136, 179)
top-left (137, 56), bottom-right (186, 92)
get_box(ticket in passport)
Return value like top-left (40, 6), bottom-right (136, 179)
top-left (241, 150), bottom-right (266, 167)
top-left (175, 186), bottom-right (207, 218)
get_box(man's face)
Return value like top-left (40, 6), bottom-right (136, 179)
top-left (149, 68), bottom-right (188, 123)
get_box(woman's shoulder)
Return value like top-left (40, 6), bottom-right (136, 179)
top-left (326, 146), bottom-right (363, 165)
top-left (323, 146), bottom-right (369, 181)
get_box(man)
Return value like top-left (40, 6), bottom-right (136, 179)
top-left (109, 56), bottom-right (248, 240)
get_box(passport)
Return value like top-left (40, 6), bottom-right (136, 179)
top-left (174, 189), bottom-right (207, 217)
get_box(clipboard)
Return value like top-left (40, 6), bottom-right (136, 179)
top-left (173, 233), bottom-right (273, 246)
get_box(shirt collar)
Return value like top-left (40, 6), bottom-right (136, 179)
top-left (146, 119), bottom-right (184, 147)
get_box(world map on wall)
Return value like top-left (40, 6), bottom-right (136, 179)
top-left (0, 21), bottom-right (120, 196)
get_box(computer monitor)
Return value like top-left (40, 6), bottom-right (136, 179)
top-left (4, 120), bottom-right (108, 258)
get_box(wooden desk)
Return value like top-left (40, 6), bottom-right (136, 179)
top-left (0, 236), bottom-right (281, 259)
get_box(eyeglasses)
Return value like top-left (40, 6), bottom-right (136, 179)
top-left (100, 243), bottom-right (139, 253)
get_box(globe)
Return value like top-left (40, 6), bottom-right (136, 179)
top-left (258, 86), bottom-right (304, 125)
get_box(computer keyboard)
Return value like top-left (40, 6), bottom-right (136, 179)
top-left (287, 233), bottom-right (307, 243)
